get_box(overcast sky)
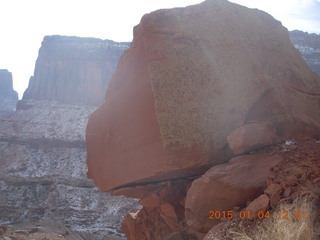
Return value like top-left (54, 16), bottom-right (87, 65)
top-left (0, 0), bottom-right (319, 98)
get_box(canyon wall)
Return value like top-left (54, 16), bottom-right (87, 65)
top-left (86, 0), bottom-right (320, 239)
top-left (23, 35), bottom-right (129, 106)
top-left (0, 36), bottom-right (137, 240)
top-left (290, 30), bottom-right (320, 75)
top-left (0, 100), bottom-right (138, 239)
top-left (0, 69), bottom-right (18, 116)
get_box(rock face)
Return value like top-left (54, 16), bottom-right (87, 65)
top-left (290, 30), bottom-right (320, 75)
top-left (86, 0), bottom-right (320, 193)
top-left (0, 69), bottom-right (18, 116)
top-left (23, 35), bottom-right (129, 106)
top-left (185, 153), bottom-right (282, 233)
top-left (0, 100), bottom-right (138, 239)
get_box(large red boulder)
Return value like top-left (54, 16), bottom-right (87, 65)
top-left (86, 0), bottom-right (320, 193)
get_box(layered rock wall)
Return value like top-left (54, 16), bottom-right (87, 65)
top-left (0, 69), bottom-right (18, 116)
top-left (23, 36), bottom-right (129, 106)
top-left (290, 30), bottom-right (320, 75)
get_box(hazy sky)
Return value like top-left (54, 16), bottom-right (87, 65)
top-left (0, 0), bottom-right (319, 98)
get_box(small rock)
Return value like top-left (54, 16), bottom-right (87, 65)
top-left (265, 183), bottom-right (283, 207)
top-left (0, 225), bottom-right (8, 232)
top-left (159, 203), bottom-right (177, 219)
top-left (14, 229), bottom-right (29, 235)
top-left (203, 222), bottom-right (229, 240)
top-left (28, 227), bottom-right (39, 233)
top-left (265, 183), bottom-right (283, 196)
top-left (267, 178), bottom-right (273, 186)
top-left (245, 194), bottom-right (270, 219)
top-left (3, 237), bottom-right (12, 240)
top-left (227, 122), bottom-right (277, 155)
top-left (269, 191), bottom-right (281, 207)
top-left (284, 175), bottom-right (298, 186)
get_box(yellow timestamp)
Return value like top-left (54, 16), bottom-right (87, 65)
top-left (208, 210), bottom-right (307, 220)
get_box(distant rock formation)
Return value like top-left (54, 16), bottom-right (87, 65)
top-left (290, 30), bottom-right (320, 75)
top-left (86, 0), bottom-right (320, 239)
top-left (23, 35), bottom-right (129, 106)
top-left (0, 69), bottom-right (18, 116)
top-left (0, 36), bottom-right (136, 239)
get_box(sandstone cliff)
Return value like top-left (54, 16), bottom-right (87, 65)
top-left (290, 30), bottom-right (320, 75)
top-left (86, 0), bottom-right (320, 239)
top-left (0, 69), bottom-right (18, 116)
top-left (23, 35), bottom-right (129, 106)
